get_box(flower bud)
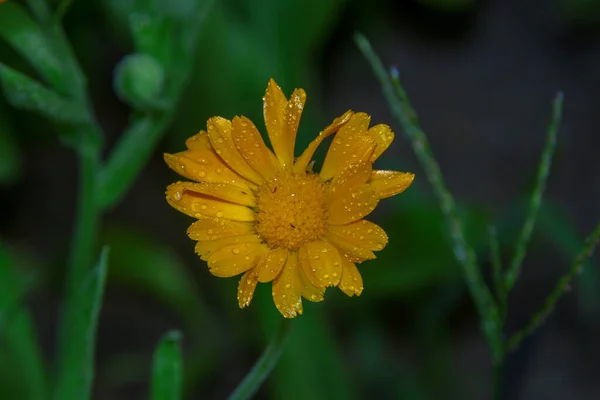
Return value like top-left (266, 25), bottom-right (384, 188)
top-left (114, 53), bottom-right (164, 110)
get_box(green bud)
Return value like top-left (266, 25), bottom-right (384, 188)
top-left (114, 53), bottom-right (164, 110)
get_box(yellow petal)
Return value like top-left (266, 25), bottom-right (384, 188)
top-left (324, 232), bottom-right (376, 263)
top-left (328, 220), bottom-right (388, 252)
top-left (264, 79), bottom-right (295, 169)
top-left (272, 252), bottom-right (303, 318)
top-left (368, 124), bottom-right (394, 162)
top-left (370, 170), bottom-right (415, 199)
top-left (166, 182), bottom-right (255, 221)
top-left (165, 131), bottom-right (253, 190)
top-left (231, 116), bottom-right (280, 180)
top-left (207, 242), bottom-right (267, 277)
top-left (168, 181), bottom-right (255, 207)
top-left (339, 257), bottom-right (363, 297)
top-left (256, 247), bottom-right (288, 283)
top-left (187, 218), bottom-right (254, 241)
top-left (327, 163), bottom-right (379, 225)
top-left (207, 116), bottom-right (264, 184)
top-left (282, 88), bottom-right (306, 162)
top-left (298, 240), bottom-right (342, 287)
top-left (320, 112), bottom-right (374, 180)
top-left (195, 234), bottom-right (261, 261)
top-left (238, 269), bottom-right (259, 308)
top-left (298, 262), bottom-right (325, 302)
top-left (294, 110), bottom-right (354, 174)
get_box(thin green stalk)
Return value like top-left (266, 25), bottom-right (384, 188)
top-left (354, 32), bottom-right (502, 361)
top-left (228, 319), bottom-right (293, 400)
top-left (507, 219), bottom-right (600, 352)
top-left (504, 93), bottom-right (563, 292)
top-left (488, 225), bottom-right (506, 319)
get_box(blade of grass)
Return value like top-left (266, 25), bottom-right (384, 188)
top-left (507, 219), bottom-right (600, 352)
top-left (354, 32), bottom-right (502, 361)
top-left (504, 93), bottom-right (563, 292)
top-left (53, 246), bottom-right (110, 400)
top-left (488, 225), bottom-right (506, 318)
top-left (151, 331), bottom-right (183, 400)
top-left (228, 319), bottom-right (293, 400)
top-left (0, 245), bottom-right (47, 400)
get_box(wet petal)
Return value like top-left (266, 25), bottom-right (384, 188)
top-left (231, 116), bottom-right (281, 180)
top-left (166, 182), bottom-right (255, 221)
top-left (195, 234), bottom-right (261, 261)
top-left (169, 181), bottom-right (255, 207)
top-left (272, 252), bottom-right (303, 318)
top-left (328, 220), bottom-right (388, 251)
top-left (207, 242), bottom-right (267, 277)
top-left (207, 116), bottom-right (264, 184)
top-left (370, 170), bottom-right (415, 199)
top-left (294, 110), bottom-right (353, 173)
top-left (327, 163), bottom-right (379, 225)
top-left (338, 258), bottom-right (364, 297)
top-left (165, 131), bottom-right (253, 188)
top-left (256, 247), bottom-right (288, 283)
top-left (264, 79), bottom-right (298, 169)
top-left (367, 124), bottom-right (394, 162)
top-left (320, 112), bottom-right (374, 180)
top-left (324, 232), bottom-right (376, 263)
top-left (298, 264), bottom-right (325, 302)
top-left (298, 240), bottom-right (342, 287)
top-left (237, 269), bottom-right (259, 308)
top-left (187, 218), bottom-right (254, 241)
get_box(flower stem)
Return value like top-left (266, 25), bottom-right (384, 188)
top-left (228, 319), bottom-right (293, 400)
top-left (507, 219), bottom-right (600, 352)
top-left (354, 32), bottom-right (502, 362)
top-left (504, 93), bottom-right (563, 292)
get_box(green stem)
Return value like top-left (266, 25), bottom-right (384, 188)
top-left (488, 225), bottom-right (506, 320)
top-left (492, 357), bottom-right (504, 400)
top-left (228, 319), bottom-right (293, 400)
top-left (507, 219), bottom-right (600, 352)
top-left (504, 93), bottom-right (563, 292)
top-left (354, 32), bottom-right (502, 362)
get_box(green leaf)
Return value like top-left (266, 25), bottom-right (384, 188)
top-left (151, 331), bottom-right (183, 400)
top-left (0, 63), bottom-right (89, 124)
top-left (101, 225), bottom-right (211, 329)
top-left (0, 244), bottom-right (47, 400)
top-left (0, 2), bottom-right (66, 91)
top-left (53, 247), bottom-right (110, 400)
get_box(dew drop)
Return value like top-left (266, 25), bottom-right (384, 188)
top-left (174, 191), bottom-right (182, 201)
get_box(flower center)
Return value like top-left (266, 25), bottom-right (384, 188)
top-left (255, 172), bottom-right (328, 250)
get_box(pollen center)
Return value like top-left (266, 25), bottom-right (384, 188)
top-left (255, 172), bottom-right (328, 250)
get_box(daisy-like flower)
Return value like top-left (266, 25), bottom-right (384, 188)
top-left (164, 79), bottom-right (414, 318)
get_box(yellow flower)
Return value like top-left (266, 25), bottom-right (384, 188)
top-left (164, 79), bottom-right (414, 318)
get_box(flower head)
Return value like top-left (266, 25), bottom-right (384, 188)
top-left (164, 79), bottom-right (414, 318)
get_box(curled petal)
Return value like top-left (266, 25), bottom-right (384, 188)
top-left (166, 182), bottom-right (255, 221)
top-left (238, 269), bottom-right (259, 308)
top-left (256, 247), bottom-right (288, 283)
top-left (328, 220), bottom-right (388, 251)
top-left (339, 258), bottom-right (364, 297)
top-left (370, 170), bottom-right (415, 199)
top-left (231, 116), bottom-right (280, 180)
top-left (320, 112), bottom-right (373, 180)
top-left (207, 242), bottom-right (267, 277)
top-left (207, 116), bottom-right (264, 184)
top-left (324, 232), bottom-right (376, 264)
top-left (294, 110), bottom-right (354, 173)
top-left (187, 218), bottom-right (254, 241)
top-left (298, 240), bottom-right (342, 287)
top-left (272, 252), bottom-right (304, 318)
top-left (368, 124), bottom-right (394, 162)
top-left (195, 234), bottom-right (262, 261)
top-left (264, 79), bottom-right (305, 169)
